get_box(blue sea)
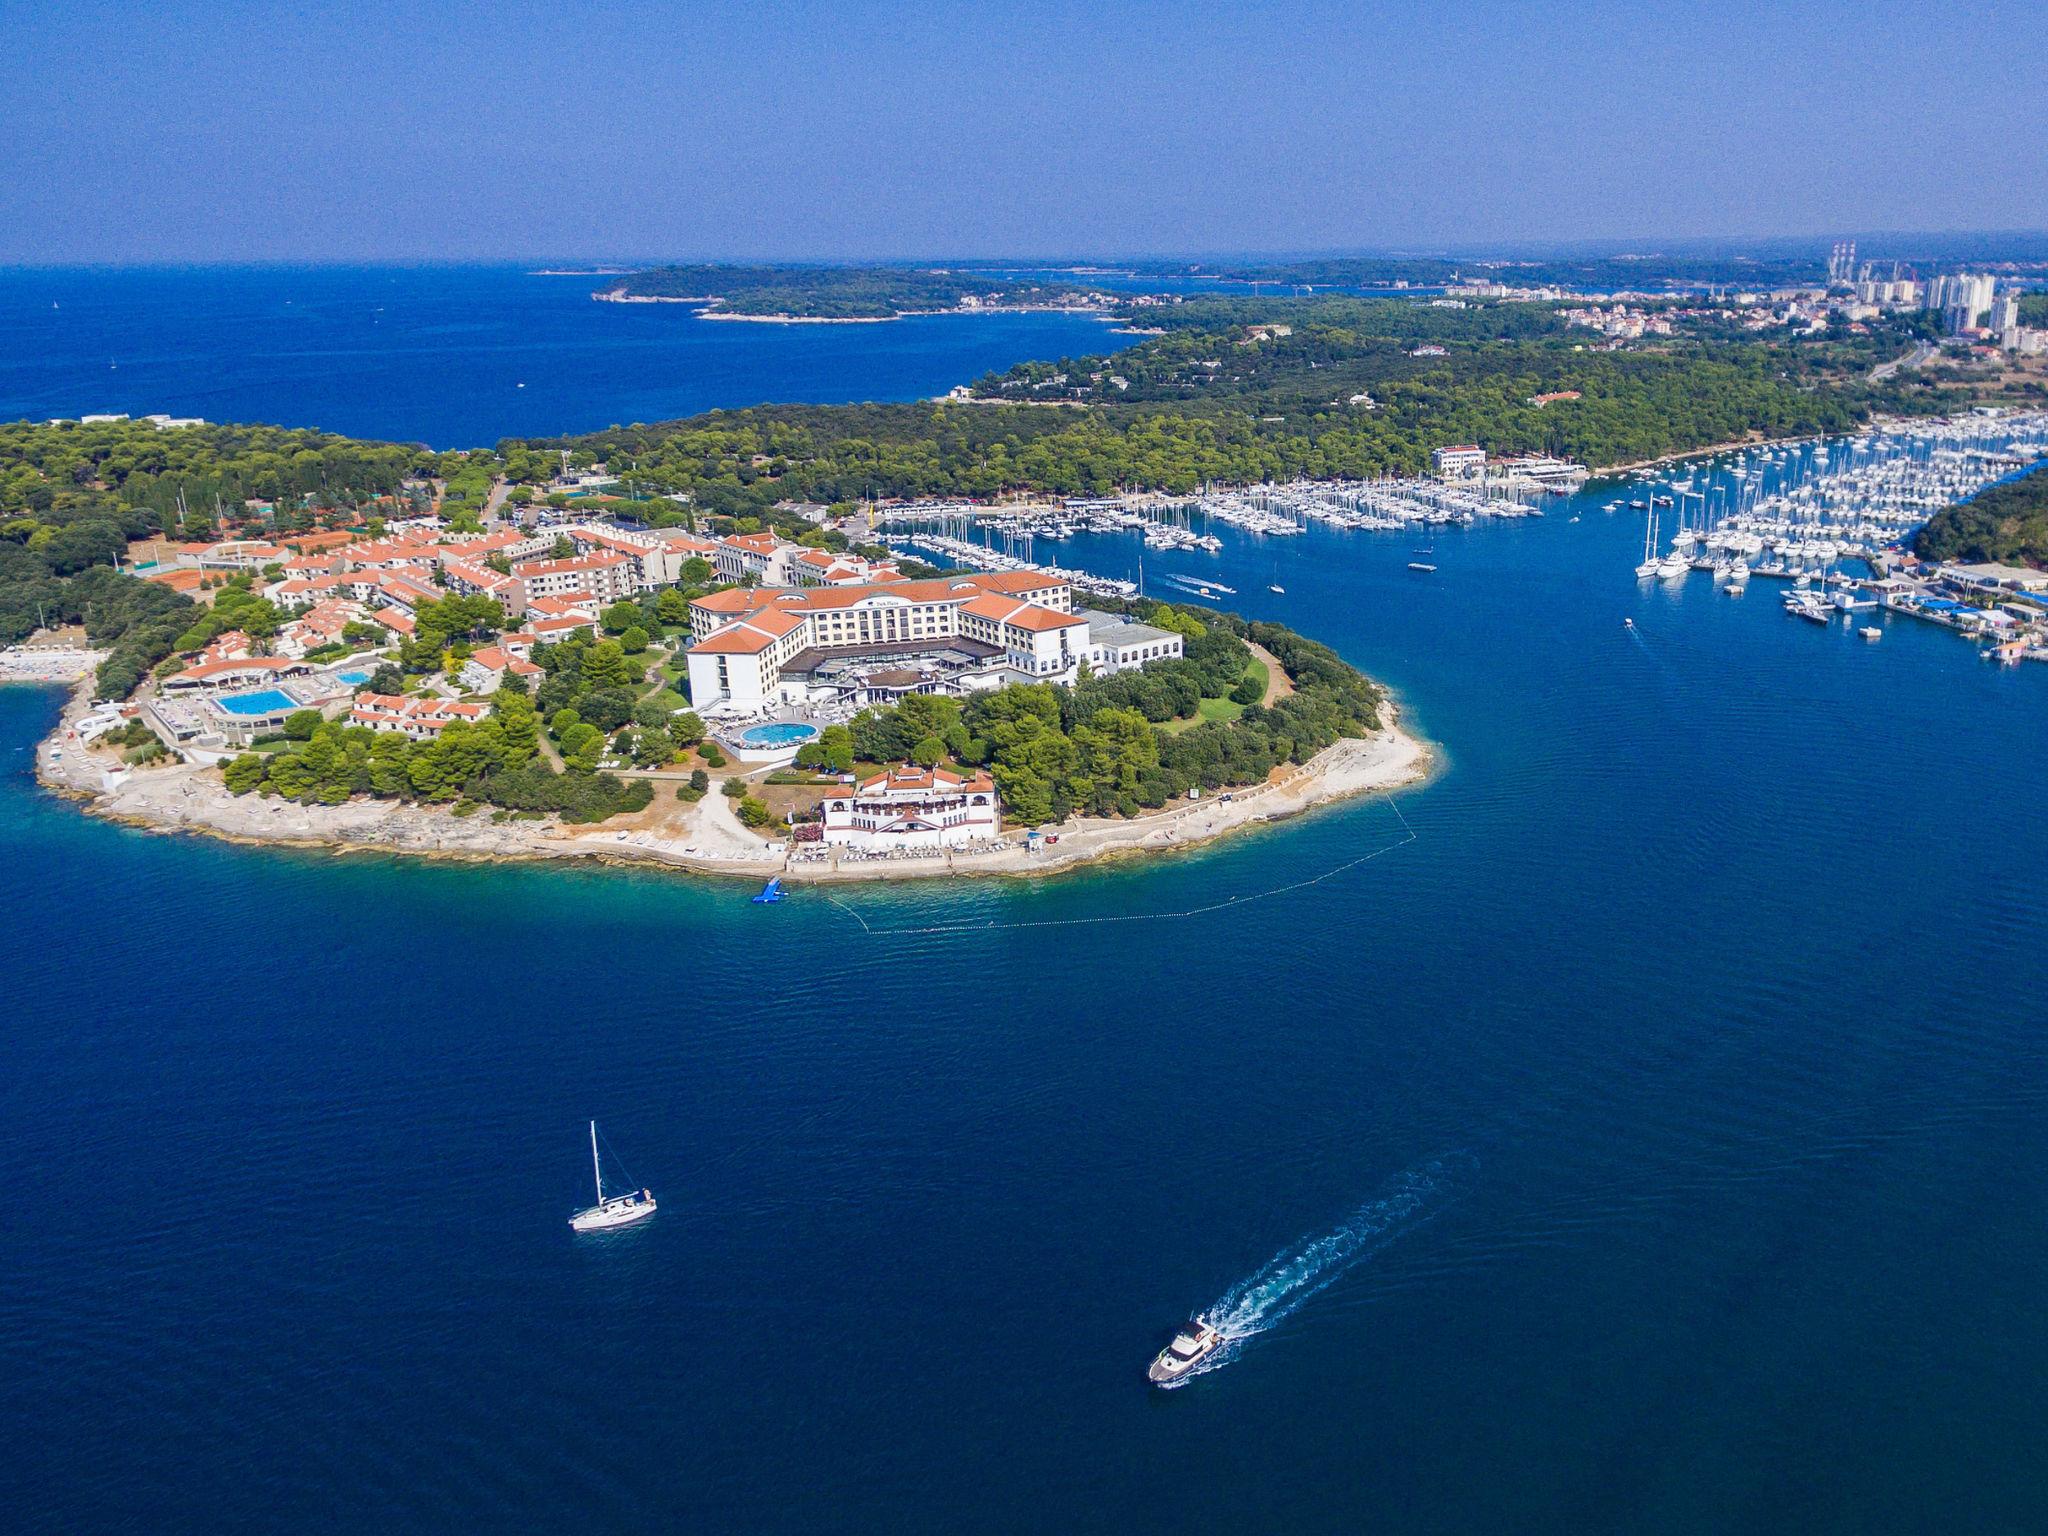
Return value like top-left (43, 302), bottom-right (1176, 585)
top-left (4, 273), bottom-right (2048, 1534)
top-left (0, 265), bottom-right (1137, 447)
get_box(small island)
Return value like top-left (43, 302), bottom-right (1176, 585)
top-left (593, 263), bottom-right (1115, 322)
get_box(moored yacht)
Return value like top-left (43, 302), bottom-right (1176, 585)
top-left (1148, 1319), bottom-right (1224, 1384)
top-left (569, 1120), bottom-right (657, 1232)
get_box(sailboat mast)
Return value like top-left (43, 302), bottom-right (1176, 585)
top-left (590, 1120), bottom-right (603, 1203)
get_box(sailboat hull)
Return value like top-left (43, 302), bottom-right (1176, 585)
top-left (570, 1194), bottom-right (657, 1232)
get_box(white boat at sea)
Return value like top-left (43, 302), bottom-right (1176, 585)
top-left (1148, 1319), bottom-right (1224, 1385)
top-left (569, 1120), bottom-right (656, 1232)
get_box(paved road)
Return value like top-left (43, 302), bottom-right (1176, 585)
top-left (1872, 341), bottom-right (1937, 382)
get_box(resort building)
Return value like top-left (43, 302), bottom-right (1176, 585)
top-left (275, 598), bottom-right (371, 659)
top-left (820, 764), bottom-right (1001, 850)
top-left (713, 530), bottom-right (796, 586)
top-left (683, 571), bottom-right (1091, 712)
top-left (511, 550), bottom-right (635, 605)
top-left (1432, 445), bottom-right (1487, 478)
top-left (557, 525), bottom-right (718, 588)
top-left (789, 547), bottom-right (904, 587)
top-left (1079, 610), bottom-right (1187, 674)
top-left (348, 693), bottom-right (490, 738)
top-left (439, 558), bottom-right (527, 617)
top-left (459, 645), bottom-right (543, 694)
top-left (194, 630), bottom-right (256, 666)
top-left (161, 656), bottom-right (313, 693)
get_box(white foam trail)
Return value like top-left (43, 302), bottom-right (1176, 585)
top-left (1163, 1163), bottom-right (1450, 1387)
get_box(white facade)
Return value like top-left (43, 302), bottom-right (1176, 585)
top-left (512, 551), bottom-right (635, 605)
top-left (820, 765), bottom-right (1001, 849)
top-left (713, 532), bottom-right (795, 586)
top-left (684, 573), bottom-right (1082, 711)
top-left (1084, 614), bottom-right (1185, 675)
top-left (1432, 445), bottom-right (1487, 478)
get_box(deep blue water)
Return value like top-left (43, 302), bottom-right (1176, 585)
top-left (3, 268), bottom-right (2047, 1529)
top-left (0, 265), bottom-right (1136, 447)
top-left (5, 466), bottom-right (2048, 1532)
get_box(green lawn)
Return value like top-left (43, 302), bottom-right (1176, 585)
top-left (1160, 694), bottom-right (1244, 734)
top-left (1160, 655), bottom-right (1264, 733)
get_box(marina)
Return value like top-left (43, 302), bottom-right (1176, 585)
top-left (1615, 411), bottom-right (2048, 660)
top-left (874, 473), bottom-right (1572, 602)
top-left (875, 414), bottom-right (2048, 667)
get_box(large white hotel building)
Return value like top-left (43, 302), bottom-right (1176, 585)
top-left (684, 570), bottom-right (1181, 711)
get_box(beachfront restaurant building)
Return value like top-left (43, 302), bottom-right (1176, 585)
top-left (820, 764), bottom-right (1001, 851)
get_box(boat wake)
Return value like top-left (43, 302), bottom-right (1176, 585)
top-left (1161, 1161), bottom-right (1455, 1387)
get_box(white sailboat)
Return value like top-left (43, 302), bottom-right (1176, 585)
top-left (1635, 506), bottom-right (1661, 579)
top-left (569, 1120), bottom-right (656, 1232)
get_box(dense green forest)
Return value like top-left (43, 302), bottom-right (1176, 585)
top-left (602, 265), bottom-right (1099, 319)
top-left (520, 300), bottom-right (1960, 517)
top-left (0, 544), bottom-right (198, 697)
top-left (0, 417), bottom-right (430, 540)
top-left (1914, 462), bottom-right (2048, 568)
top-left (0, 417), bottom-right (442, 695)
top-left (217, 683), bottom-right (654, 822)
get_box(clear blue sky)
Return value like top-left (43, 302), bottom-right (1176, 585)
top-left (3, 0), bottom-right (2042, 263)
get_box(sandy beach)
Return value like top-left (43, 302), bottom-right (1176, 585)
top-left (32, 679), bottom-right (1429, 884)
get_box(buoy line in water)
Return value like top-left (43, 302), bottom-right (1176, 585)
top-left (822, 793), bottom-right (1417, 938)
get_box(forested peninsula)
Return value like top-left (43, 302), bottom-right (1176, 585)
top-left (597, 264), bottom-right (1103, 319)
top-left (1914, 461), bottom-right (2048, 568)
top-left (532, 296), bottom-right (1971, 518)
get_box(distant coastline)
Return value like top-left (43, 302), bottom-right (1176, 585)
top-left (592, 287), bottom-right (1116, 325)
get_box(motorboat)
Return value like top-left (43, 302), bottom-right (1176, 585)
top-left (1148, 1320), bottom-right (1224, 1385)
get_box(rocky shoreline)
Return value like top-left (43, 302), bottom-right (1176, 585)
top-left (31, 679), bottom-right (1430, 884)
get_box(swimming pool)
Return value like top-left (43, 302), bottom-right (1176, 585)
top-left (738, 722), bottom-right (819, 748)
top-left (336, 670), bottom-right (370, 685)
top-left (215, 689), bottom-right (298, 717)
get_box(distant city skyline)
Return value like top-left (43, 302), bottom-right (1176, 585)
top-left (2, 0), bottom-right (2043, 265)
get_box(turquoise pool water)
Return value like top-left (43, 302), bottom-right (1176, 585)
top-left (335, 670), bottom-right (370, 685)
top-left (215, 689), bottom-right (298, 717)
top-left (738, 722), bottom-right (818, 747)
